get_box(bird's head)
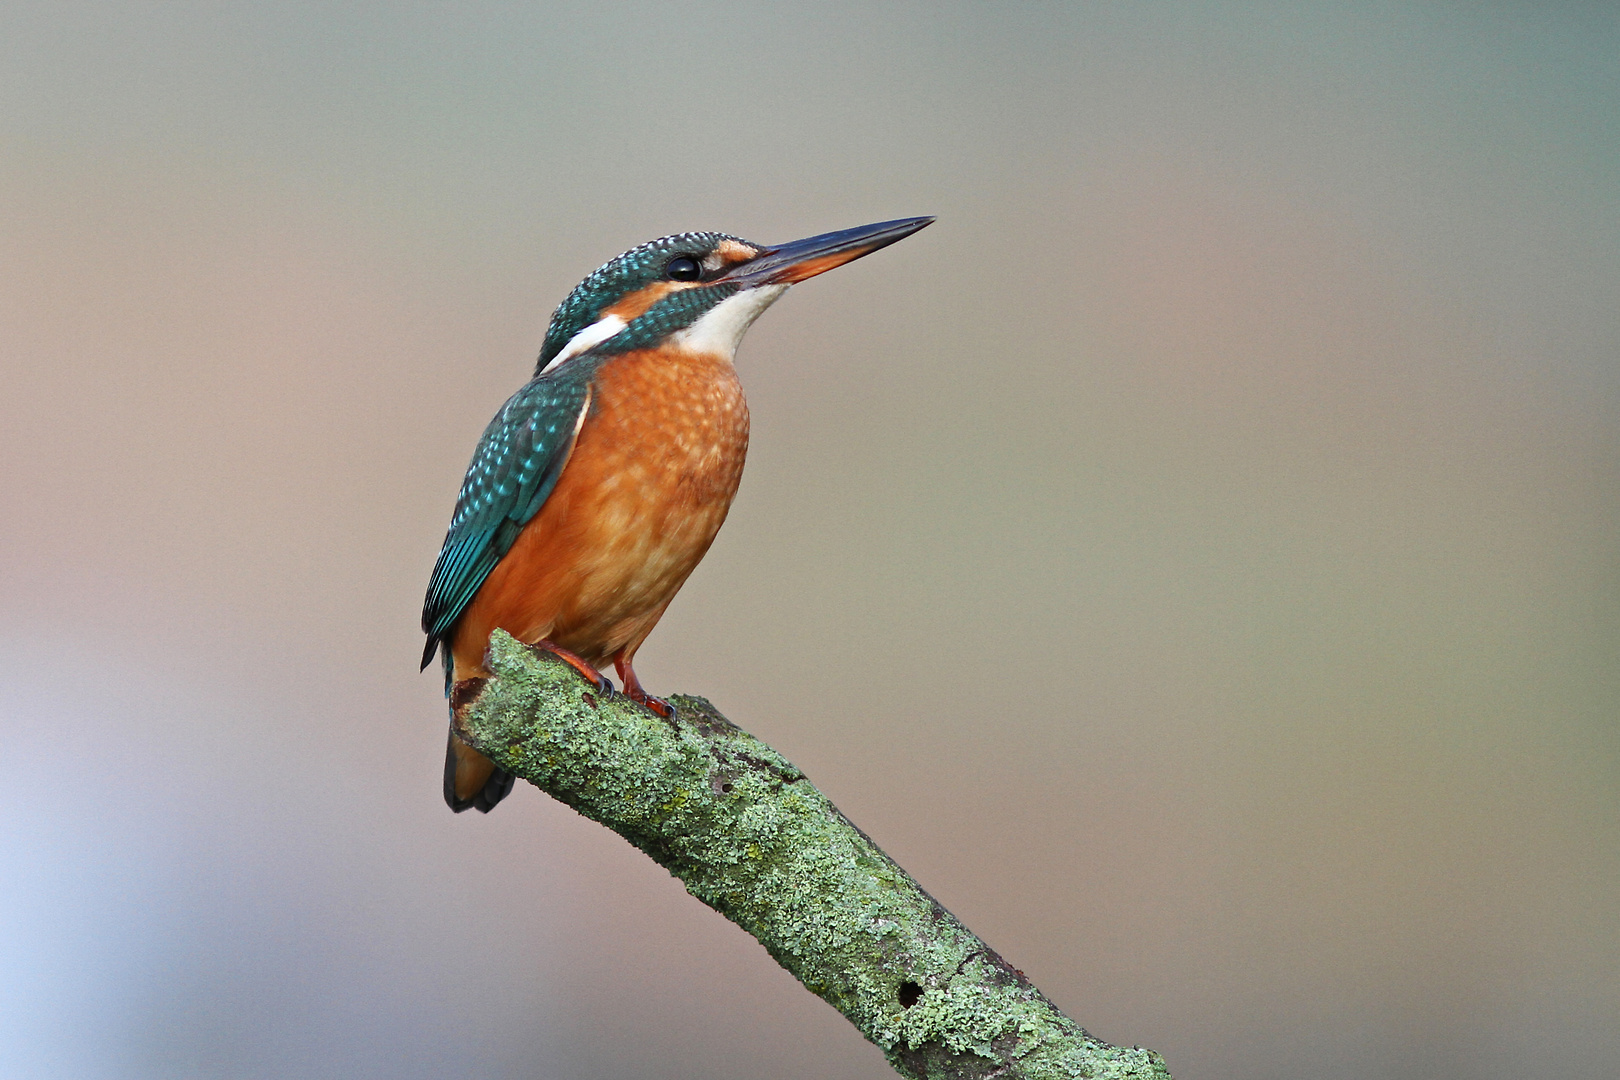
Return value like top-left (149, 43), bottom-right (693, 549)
top-left (534, 216), bottom-right (933, 376)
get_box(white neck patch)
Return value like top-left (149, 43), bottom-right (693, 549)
top-left (539, 313), bottom-right (628, 376)
top-left (670, 284), bottom-right (789, 361)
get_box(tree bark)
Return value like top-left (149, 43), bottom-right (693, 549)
top-left (453, 630), bottom-right (1173, 1080)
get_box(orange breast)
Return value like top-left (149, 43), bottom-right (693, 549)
top-left (450, 346), bottom-right (750, 680)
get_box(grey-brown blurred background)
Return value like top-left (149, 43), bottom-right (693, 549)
top-left (3, 3), bottom-right (1616, 1078)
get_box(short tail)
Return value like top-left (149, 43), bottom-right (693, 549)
top-left (444, 728), bottom-right (514, 813)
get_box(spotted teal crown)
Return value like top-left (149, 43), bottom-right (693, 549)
top-left (536, 231), bottom-right (750, 372)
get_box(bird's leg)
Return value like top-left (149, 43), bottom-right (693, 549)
top-left (613, 652), bottom-right (674, 719)
top-left (535, 639), bottom-right (614, 697)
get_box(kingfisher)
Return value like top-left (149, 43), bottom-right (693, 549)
top-left (422, 216), bottom-right (934, 812)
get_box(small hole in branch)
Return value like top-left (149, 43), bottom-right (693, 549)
top-left (898, 981), bottom-right (922, 1009)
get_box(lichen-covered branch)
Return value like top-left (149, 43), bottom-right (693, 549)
top-left (453, 631), bottom-right (1173, 1080)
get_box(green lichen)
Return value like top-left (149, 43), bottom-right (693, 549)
top-left (456, 631), bottom-right (1173, 1080)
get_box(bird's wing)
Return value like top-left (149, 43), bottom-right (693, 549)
top-left (420, 374), bottom-right (594, 668)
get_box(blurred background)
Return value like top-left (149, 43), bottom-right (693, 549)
top-left (2, 3), bottom-right (1616, 1078)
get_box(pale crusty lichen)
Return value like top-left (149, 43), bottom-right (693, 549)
top-left (455, 630), bottom-right (1173, 1080)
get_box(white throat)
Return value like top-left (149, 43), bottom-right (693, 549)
top-left (670, 284), bottom-right (789, 360)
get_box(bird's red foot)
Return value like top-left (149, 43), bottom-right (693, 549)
top-left (535, 639), bottom-right (613, 697)
top-left (629, 689), bottom-right (675, 720)
top-left (613, 653), bottom-right (675, 719)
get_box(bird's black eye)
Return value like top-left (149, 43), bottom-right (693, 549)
top-left (666, 256), bottom-right (702, 281)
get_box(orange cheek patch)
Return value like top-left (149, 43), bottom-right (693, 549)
top-left (604, 281), bottom-right (691, 321)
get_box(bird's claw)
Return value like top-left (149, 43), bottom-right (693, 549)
top-left (630, 691), bottom-right (675, 721)
top-left (534, 639), bottom-right (614, 697)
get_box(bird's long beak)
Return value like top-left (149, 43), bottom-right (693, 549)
top-left (724, 216), bottom-right (934, 287)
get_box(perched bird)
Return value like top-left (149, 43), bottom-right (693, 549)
top-left (422, 216), bottom-right (933, 812)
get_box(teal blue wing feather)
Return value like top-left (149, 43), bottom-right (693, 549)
top-left (421, 372), bottom-right (595, 672)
